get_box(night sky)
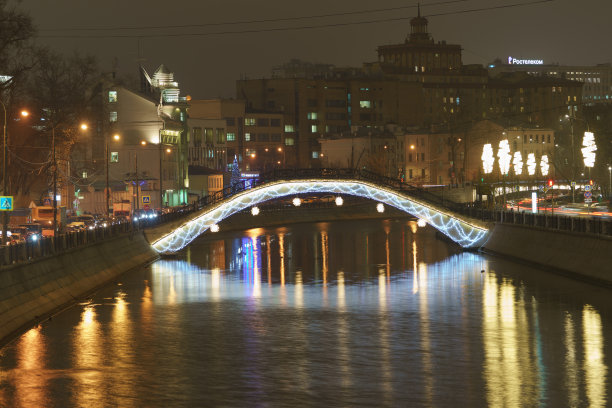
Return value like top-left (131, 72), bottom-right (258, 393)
top-left (19, 0), bottom-right (612, 99)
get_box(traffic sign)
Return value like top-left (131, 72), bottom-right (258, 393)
top-left (571, 181), bottom-right (576, 187)
top-left (43, 197), bottom-right (52, 206)
top-left (142, 195), bottom-right (151, 204)
top-left (0, 196), bottom-right (13, 211)
top-left (585, 185), bottom-right (591, 192)
top-left (585, 198), bottom-right (592, 204)
top-left (584, 191), bottom-right (592, 199)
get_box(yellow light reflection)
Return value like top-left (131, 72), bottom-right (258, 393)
top-left (211, 268), bottom-right (221, 300)
top-left (336, 270), bottom-right (352, 387)
top-left (266, 235), bottom-right (272, 286)
top-left (279, 233), bottom-right (286, 287)
top-left (418, 262), bottom-right (433, 405)
top-left (109, 291), bottom-right (135, 406)
top-left (378, 268), bottom-right (392, 403)
top-left (321, 231), bottom-right (329, 305)
top-left (583, 305), bottom-right (607, 408)
top-left (73, 305), bottom-right (103, 407)
top-left (295, 270), bottom-right (303, 308)
top-left (564, 312), bottom-right (579, 407)
top-left (412, 239), bottom-right (418, 294)
top-left (15, 326), bottom-right (47, 407)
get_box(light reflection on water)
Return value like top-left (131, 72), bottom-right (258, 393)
top-left (0, 218), bottom-right (610, 406)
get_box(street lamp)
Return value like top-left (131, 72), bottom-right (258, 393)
top-left (1, 100), bottom-right (7, 245)
top-left (106, 133), bottom-right (120, 217)
top-left (22, 110), bottom-right (87, 238)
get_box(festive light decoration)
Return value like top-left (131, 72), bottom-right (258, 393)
top-left (582, 131), bottom-right (597, 168)
top-left (376, 203), bottom-right (385, 213)
top-left (150, 180), bottom-right (490, 253)
top-left (417, 219), bottom-right (427, 228)
top-left (540, 154), bottom-right (549, 176)
top-left (482, 143), bottom-right (494, 174)
top-left (251, 206), bottom-right (260, 216)
top-left (335, 196), bottom-right (343, 206)
top-left (292, 197), bottom-right (301, 207)
top-left (527, 153), bottom-right (536, 175)
top-left (210, 224), bottom-right (219, 232)
top-left (513, 151), bottom-right (523, 175)
top-left (497, 139), bottom-right (511, 175)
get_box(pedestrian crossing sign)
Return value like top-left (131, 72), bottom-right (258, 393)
top-left (142, 195), bottom-right (151, 204)
top-left (0, 196), bottom-right (13, 211)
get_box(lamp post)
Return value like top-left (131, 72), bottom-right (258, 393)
top-left (608, 165), bottom-right (611, 200)
top-left (1, 100), bottom-right (7, 245)
top-left (106, 133), bottom-right (120, 217)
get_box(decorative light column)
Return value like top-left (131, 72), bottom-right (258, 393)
top-left (497, 139), bottom-right (511, 209)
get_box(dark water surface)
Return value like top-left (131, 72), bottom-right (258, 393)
top-left (0, 219), bottom-right (611, 407)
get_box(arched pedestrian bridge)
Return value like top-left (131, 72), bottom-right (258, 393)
top-left (146, 169), bottom-right (490, 254)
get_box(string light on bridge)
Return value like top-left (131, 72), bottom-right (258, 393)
top-left (251, 206), bottom-right (260, 216)
top-left (335, 196), bottom-right (343, 206)
top-left (376, 203), bottom-right (385, 213)
top-left (417, 219), bottom-right (427, 228)
top-left (292, 197), bottom-right (301, 207)
top-left (210, 224), bottom-right (220, 232)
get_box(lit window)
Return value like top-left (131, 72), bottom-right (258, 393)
top-left (226, 132), bottom-right (236, 141)
top-left (307, 112), bottom-right (318, 120)
top-left (312, 151), bottom-right (319, 159)
top-left (108, 91), bottom-right (117, 103)
top-left (245, 118), bottom-right (255, 126)
top-left (245, 133), bottom-right (251, 141)
top-left (82, 171), bottom-right (88, 178)
top-left (285, 138), bottom-right (295, 146)
top-left (311, 125), bottom-right (318, 133)
top-left (110, 152), bottom-right (119, 163)
top-left (109, 111), bottom-right (117, 122)
top-left (284, 125), bottom-right (295, 132)
top-left (360, 100), bottom-right (371, 108)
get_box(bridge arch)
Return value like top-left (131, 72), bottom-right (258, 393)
top-left (151, 179), bottom-right (489, 254)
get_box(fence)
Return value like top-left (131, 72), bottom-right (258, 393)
top-left (0, 204), bottom-right (200, 267)
top-left (460, 207), bottom-right (612, 237)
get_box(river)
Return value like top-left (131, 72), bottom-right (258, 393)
top-left (0, 218), bottom-right (610, 407)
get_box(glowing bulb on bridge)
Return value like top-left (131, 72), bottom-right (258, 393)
top-left (251, 206), bottom-right (260, 216)
top-left (335, 196), bottom-right (343, 206)
top-left (292, 197), bottom-right (301, 207)
top-left (417, 218), bottom-right (427, 228)
top-left (210, 224), bottom-right (219, 233)
top-left (376, 203), bottom-right (385, 213)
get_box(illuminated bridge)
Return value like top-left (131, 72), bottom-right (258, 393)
top-left (147, 169), bottom-right (490, 254)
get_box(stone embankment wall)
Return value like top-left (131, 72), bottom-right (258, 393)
top-left (482, 223), bottom-right (612, 285)
top-left (0, 231), bottom-right (157, 346)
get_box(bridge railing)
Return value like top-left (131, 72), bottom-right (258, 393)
top-left (0, 204), bottom-right (201, 267)
top-left (196, 168), bottom-right (465, 213)
top-left (459, 206), bottom-right (612, 237)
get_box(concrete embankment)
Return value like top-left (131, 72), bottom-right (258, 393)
top-left (482, 223), bottom-right (612, 286)
top-left (0, 231), bottom-right (158, 346)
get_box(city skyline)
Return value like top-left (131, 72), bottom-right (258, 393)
top-left (20, 0), bottom-right (612, 98)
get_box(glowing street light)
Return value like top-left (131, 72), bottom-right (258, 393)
top-left (292, 197), bottom-right (301, 207)
top-left (513, 151), bottom-right (523, 176)
top-left (251, 206), bottom-right (260, 216)
top-left (335, 196), bottom-right (343, 206)
top-left (527, 153), bottom-right (536, 176)
top-left (497, 139), bottom-right (511, 175)
top-left (582, 131), bottom-right (596, 168)
top-left (540, 154), bottom-right (549, 176)
top-left (210, 224), bottom-right (219, 232)
top-left (376, 203), bottom-right (385, 213)
top-left (482, 143), bottom-right (494, 174)
top-left (417, 218), bottom-right (427, 228)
